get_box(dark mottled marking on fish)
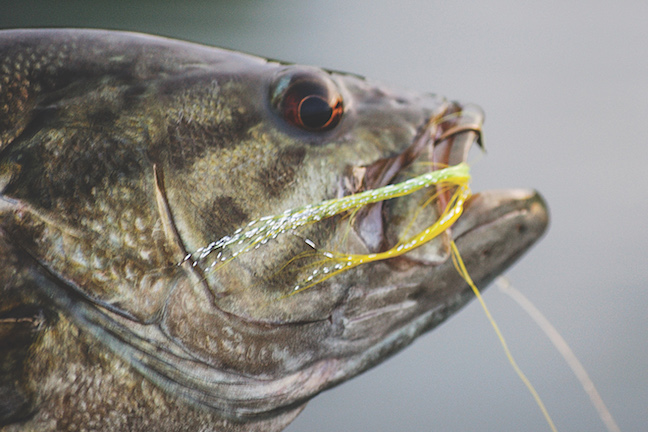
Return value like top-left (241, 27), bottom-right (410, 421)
top-left (258, 146), bottom-right (307, 197)
top-left (164, 113), bottom-right (262, 172)
top-left (201, 196), bottom-right (250, 246)
top-left (161, 81), bottom-right (264, 171)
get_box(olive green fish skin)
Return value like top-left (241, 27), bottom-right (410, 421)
top-left (0, 29), bottom-right (548, 431)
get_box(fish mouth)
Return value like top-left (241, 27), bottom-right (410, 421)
top-left (352, 101), bottom-right (485, 261)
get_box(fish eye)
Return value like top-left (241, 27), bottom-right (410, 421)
top-left (270, 69), bottom-right (344, 132)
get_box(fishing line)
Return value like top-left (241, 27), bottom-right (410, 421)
top-left (450, 242), bottom-right (558, 432)
top-left (497, 276), bottom-right (622, 432)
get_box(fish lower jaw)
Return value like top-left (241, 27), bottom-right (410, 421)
top-left (451, 189), bottom-right (549, 243)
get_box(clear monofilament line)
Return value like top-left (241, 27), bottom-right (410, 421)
top-left (497, 277), bottom-right (621, 432)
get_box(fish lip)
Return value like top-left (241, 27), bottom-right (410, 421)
top-left (452, 189), bottom-right (550, 243)
top-left (353, 101), bottom-right (485, 255)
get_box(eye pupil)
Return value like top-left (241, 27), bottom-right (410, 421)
top-left (299, 95), bottom-right (333, 129)
top-left (271, 70), bottom-right (344, 132)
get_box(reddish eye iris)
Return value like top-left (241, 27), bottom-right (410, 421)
top-left (271, 70), bottom-right (344, 132)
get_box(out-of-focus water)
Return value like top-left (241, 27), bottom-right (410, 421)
top-left (2, 1), bottom-right (646, 431)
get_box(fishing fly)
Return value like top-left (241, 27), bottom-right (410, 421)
top-left (183, 162), bottom-right (471, 283)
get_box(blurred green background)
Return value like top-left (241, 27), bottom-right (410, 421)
top-left (2, 1), bottom-right (647, 431)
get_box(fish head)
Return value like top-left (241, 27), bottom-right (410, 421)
top-left (0, 30), bottom-right (548, 424)
top-left (155, 55), bottom-right (549, 413)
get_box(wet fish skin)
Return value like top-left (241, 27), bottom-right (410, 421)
top-left (0, 29), bottom-right (548, 431)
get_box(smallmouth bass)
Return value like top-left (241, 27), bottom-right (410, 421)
top-left (0, 29), bottom-right (548, 431)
